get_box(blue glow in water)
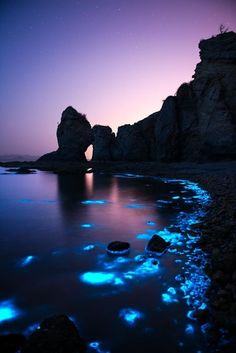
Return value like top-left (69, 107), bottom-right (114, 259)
top-left (23, 323), bottom-right (40, 335)
top-left (80, 272), bottom-right (115, 285)
top-left (0, 300), bottom-right (20, 323)
top-left (125, 204), bottom-right (145, 209)
top-left (136, 233), bottom-right (152, 240)
top-left (119, 308), bottom-right (143, 326)
top-left (89, 341), bottom-right (110, 353)
top-left (81, 223), bottom-right (93, 228)
top-left (167, 287), bottom-right (176, 295)
top-left (146, 221), bottom-right (156, 226)
top-left (172, 196), bottom-right (180, 200)
top-left (19, 255), bottom-right (36, 267)
top-left (125, 258), bottom-right (159, 279)
top-left (83, 245), bottom-right (95, 251)
top-left (185, 324), bottom-right (194, 335)
top-left (162, 293), bottom-right (178, 304)
top-left (81, 200), bottom-right (108, 205)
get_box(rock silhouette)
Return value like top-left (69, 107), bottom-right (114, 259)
top-left (39, 32), bottom-right (236, 163)
top-left (39, 106), bottom-right (92, 162)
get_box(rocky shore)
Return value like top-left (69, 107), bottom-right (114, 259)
top-left (0, 160), bottom-right (236, 351)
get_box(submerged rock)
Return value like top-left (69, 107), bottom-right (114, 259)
top-left (6, 167), bottom-right (36, 174)
top-left (107, 241), bottom-right (130, 255)
top-left (0, 333), bottom-right (26, 353)
top-left (146, 234), bottom-right (170, 255)
top-left (38, 106), bottom-right (92, 162)
top-left (21, 315), bottom-right (86, 353)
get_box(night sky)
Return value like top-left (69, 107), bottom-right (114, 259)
top-left (0, 0), bottom-right (236, 156)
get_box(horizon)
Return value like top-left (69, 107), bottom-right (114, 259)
top-left (0, 0), bottom-right (236, 156)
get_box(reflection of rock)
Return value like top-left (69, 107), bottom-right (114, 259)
top-left (107, 241), bottom-right (130, 255)
top-left (6, 167), bottom-right (36, 174)
top-left (21, 315), bottom-right (86, 353)
top-left (39, 107), bottom-right (92, 162)
top-left (92, 125), bottom-right (115, 161)
top-left (146, 234), bottom-right (170, 255)
top-left (0, 333), bottom-right (26, 353)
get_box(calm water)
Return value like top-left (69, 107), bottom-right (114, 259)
top-left (0, 167), bottom-right (212, 353)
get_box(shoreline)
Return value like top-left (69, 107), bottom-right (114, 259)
top-left (1, 160), bottom-right (236, 351)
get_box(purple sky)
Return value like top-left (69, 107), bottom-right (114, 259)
top-left (0, 0), bottom-right (236, 156)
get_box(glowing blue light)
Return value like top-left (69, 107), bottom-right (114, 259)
top-left (136, 233), bottom-right (151, 240)
top-left (172, 196), bottom-right (180, 200)
top-left (125, 204), bottom-right (145, 209)
top-left (19, 255), bottom-right (36, 267)
top-left (119, 308), bottom-right (143, 326)
top-left (146, 221), bottom-right (156, 226)
top-left (0, 300), bottom-right (21, 323)
top-left (80, 272), bottom-right (115, 285)
top-left (89, 341), bottom-right (110, 353)
top-left (162, 293), bottom-right (178, 304)
top-left (81, 200), bottom-right (108, 205)
top-left (81, 223), bottom-right (93, 228)
top-left (23, 323), bottom-right (40, 335)
top-left (167, 287), bottom-right (176, 295)
top-left (83, 245), bottom-right (95, 251)
top-left (185, 324), bottom-right (194, 334)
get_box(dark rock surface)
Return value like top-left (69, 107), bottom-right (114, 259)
top-left (0, 333), bottom-right (26, 353)
top-left (107, 241), bottom-right (130, 255)
top-left (39, 107), bottom-right (92, 162)
top-left (146, 234), bottom-right (170, 255)
top-left (92, 125), bottom-right (115, 161)
top-left (6, 167), bottom-right (36, 174)
top-left (21, 315), bottom-right (86, 353)
top-left (111, 113), bottom-right (157, 161)
top-left (156, 31), bottom-right (236, 162)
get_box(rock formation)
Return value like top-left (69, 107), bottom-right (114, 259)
top-left (111, 113), bottom-right (157, 161)
top-left (92, 125), bottom-right (115, 161)
top-left (38, 106), bottom-right (92, 162)
top-left (39, 32), bottom-right (236, 163)
top-left (156, 31), bottom-right (236, 162)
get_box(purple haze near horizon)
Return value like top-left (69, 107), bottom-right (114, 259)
top-left (0, 0), bottom-right (236, 156)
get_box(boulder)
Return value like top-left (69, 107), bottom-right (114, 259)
top-left (146, 234), bottom-right (170, 255)
top-left (0, 334), bottom-right (26, 353)
top-left (21, 315), bottom-right (86, 353)
top-left (38, 107), bottom-right (92, 162)
top-left (107, 241), bottom-right (130, 255)
top-left (92, 125), bottom-right (115, 161)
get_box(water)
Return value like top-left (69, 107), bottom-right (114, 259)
top-left (0, 167), bottom-right (211, 353)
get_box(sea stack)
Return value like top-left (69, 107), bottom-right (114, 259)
top-left (38, 106), bottom-right (92, 162)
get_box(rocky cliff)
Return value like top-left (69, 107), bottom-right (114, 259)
top-left (39, 106), bottom-right (92, 162)
top-left (156, 31), bottom-right (236, 162)
top-left (39, 31), bottom-right (236, 163)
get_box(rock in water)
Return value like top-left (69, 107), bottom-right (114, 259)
top-left (21, 315), bottom-right (86, 353)
top-left (146, 234), bottom-right (170, 255)
top-left (107, 241), bottom-right (130, 255)
top-left (38, 106), bottom-right (92, 162)
top-left (92, 125), bottom-right (115, 161)
top-left (0, 334), bottom-right (26, 353)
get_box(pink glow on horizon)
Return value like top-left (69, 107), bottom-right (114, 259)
top-left (0, 0), bottom-right (235, 156)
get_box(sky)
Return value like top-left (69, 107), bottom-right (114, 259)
top-left (0, 0), bottom-right (236, 156)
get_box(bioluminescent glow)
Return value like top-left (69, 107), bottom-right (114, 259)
top-left (125, 204), bottom-right (146, 209)
top-left (81, 200), bottom-right (109, 205)
top-left (167, 287), bottom-right (176, 295)
top-left (83, 245), bottom-right (95, 251)
top-left (162, 293), bottom-right (178, 304)
top-left (81, 223), bottom-right (93, 228)
top-left (125, 257), bottom-right (159, 279)
top-left (23, 322), bottom-right (40, 335)
top-left (18, 255), bottom-right (36, 267)
top-left (136, 233), bottom-right (152, 240)
top-left (89, 341), bottom-right (110, 353)
top-left (0, 300), bottom-right (21, 323)
top-left (185, 323), bottom-right (195, 335)
top-left (119, 308), bottom-right (143, 326)
top-left (146, 221), bottom-right (156, 226)
top-left (80, 272), bottom-right (124, 286)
